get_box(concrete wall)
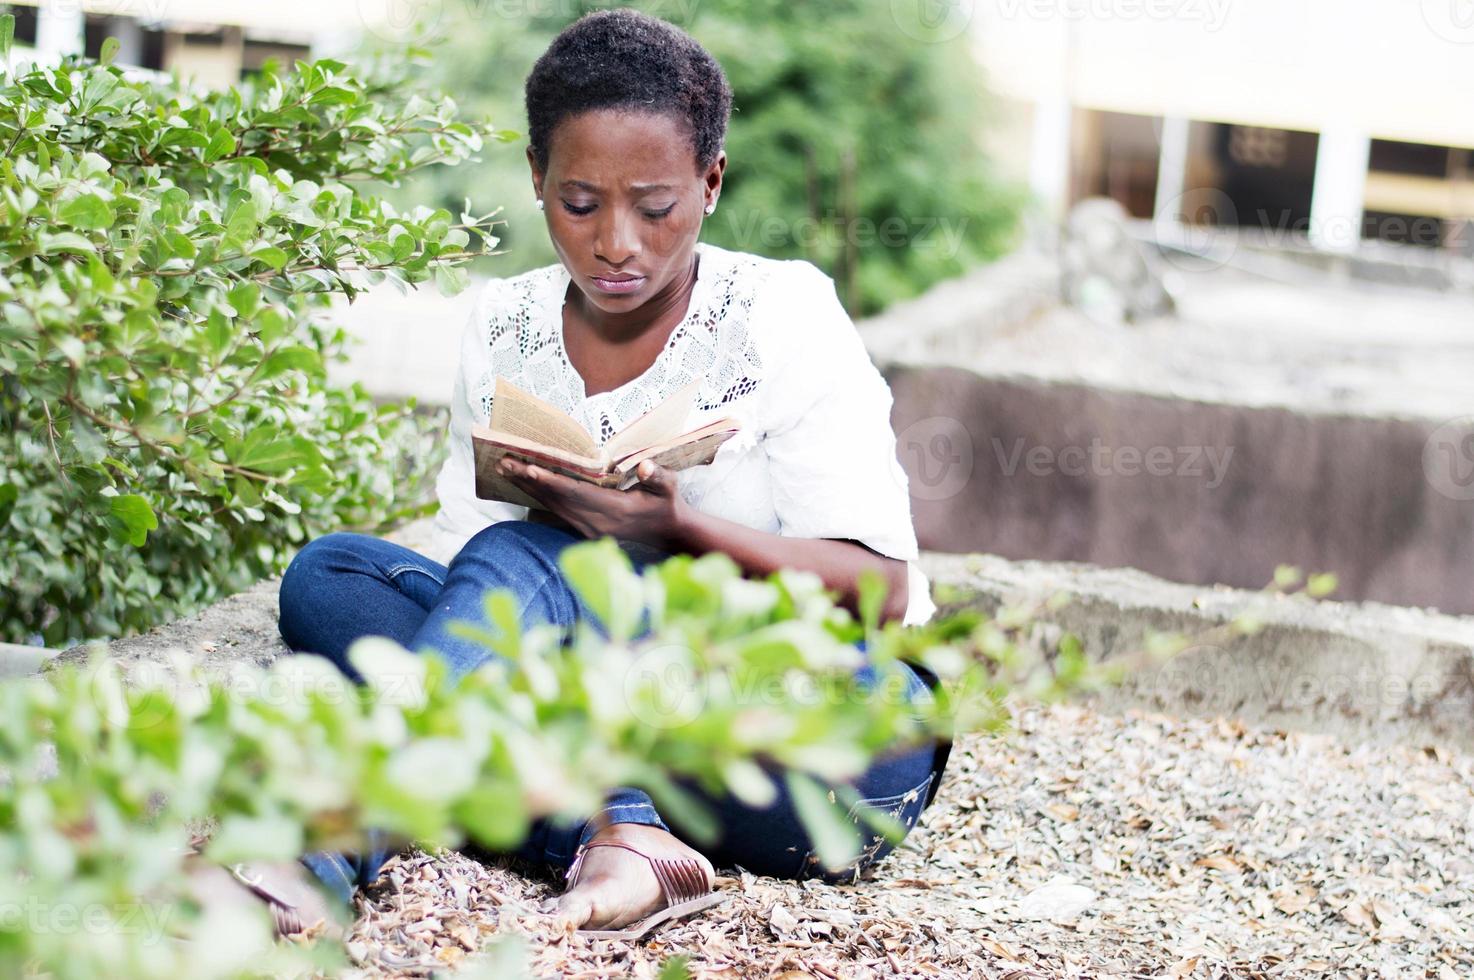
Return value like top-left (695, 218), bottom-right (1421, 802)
top-left (886, 366), bottom-right (1474, 616)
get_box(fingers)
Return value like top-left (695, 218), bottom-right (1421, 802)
top-left (635, 460), bottom-right (677, 496)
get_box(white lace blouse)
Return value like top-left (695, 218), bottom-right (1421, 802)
top-left (429, 240), bottom-right (936, 625)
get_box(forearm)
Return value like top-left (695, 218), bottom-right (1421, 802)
top-left (671, 504), bottom-right (910, 624)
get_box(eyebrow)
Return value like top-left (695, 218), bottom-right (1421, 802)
top-left (559, 179), bottom-right (676, 193)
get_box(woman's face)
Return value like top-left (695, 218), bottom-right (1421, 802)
top-left (528, 108), bottom-right (723, 315)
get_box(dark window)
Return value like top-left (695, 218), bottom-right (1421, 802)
top-left (1369, 139), bottom-right (1451, 179)
top-left (2, 4), bottom-right (38, 46)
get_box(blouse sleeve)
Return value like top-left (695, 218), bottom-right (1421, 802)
top-left (758, 261), bottom-right (923, 566)
top-left (428, 280), bottom-right (528, 564)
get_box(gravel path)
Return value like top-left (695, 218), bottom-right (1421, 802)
top-left (344, 703), bottom-right (1474, 979)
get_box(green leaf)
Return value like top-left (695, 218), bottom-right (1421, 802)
top-left (249, 244), bottom-right (290, 272)
top-left (0, 14), bottom-right (14, 61)
top-left (204, 126), bottom-right (237, 163)
top-left (38, 232), bottom-right (96, 255)
top-left (236, 433), bottom-right (320, 475)
top-left (452, 782), bottom-right (529, 850)
top-left (59, 193), bottom-right (115, 231)
top-left (309, 85), bottom-right (357, 106)
top-left (785, 772), bottom-right (860, 872)
top-left (222, 199), bottom-right (258, 250)
top-left (226, 281), bottom-right (260, 318)
top-left (204, 308), bottom-right (232, 357)
top-left (1273, 565), bottom-right (1302, 590)
top-left (1306, 573), bottom-right (1338, 599)
top-left (857, 568), bottom-right (886, 635)
top-left (434, 262), bottom-right (469, 297)
top-left (259, 345), bottom-right (321, 379)
top-left (159, 126), bottom-right (210, 149)
top-left (559, 539), bottom-right (643, 642)
top-left (109, 494), bottom-right (158, 547)
top-left (206, 814), bottom-right (304, 864)
top-left (0, 483), bottom-right (17, 524)
top-left (98, 37), bottom-right (120, 66)
top-left (255, 306), bottom-right (290, 342)
top-left (657, 956), bottom-right (692, 980)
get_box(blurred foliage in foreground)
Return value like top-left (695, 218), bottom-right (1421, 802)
top-left (0, 538), bottom-right (1135, 979)
top-left (386, 0), bottom-right (1023, 315)
top-left (0, 24), bottom-right (509, 646)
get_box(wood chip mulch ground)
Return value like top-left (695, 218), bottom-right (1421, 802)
top-left (338, 703), bottom-right (1474, 979)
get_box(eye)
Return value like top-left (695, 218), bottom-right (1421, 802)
top-left (643, 204), bottom-right (676, 220)
top-left (560, 200), bottom-right (595, 216)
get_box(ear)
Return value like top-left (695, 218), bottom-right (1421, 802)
top-left (526, 145), bottom-right (544, 196)
top-left (702, 149), bottom-right (726, 200)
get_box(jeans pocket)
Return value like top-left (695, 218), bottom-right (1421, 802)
top-left (798, 770), bottom-right (935, 884)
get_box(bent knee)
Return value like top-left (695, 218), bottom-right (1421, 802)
top-left (278, 532), bottom-right (374, 644)
top-left (454, 520), bottom-right (576, 564)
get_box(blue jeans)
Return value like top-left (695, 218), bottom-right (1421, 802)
top-left (277, 521), bottom-right (941, 904)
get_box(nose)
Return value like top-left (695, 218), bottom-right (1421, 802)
top-left (593, 206), bottom-right (638, 267)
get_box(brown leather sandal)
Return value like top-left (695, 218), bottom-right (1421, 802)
top-left (564, 839), bottom-right (727, 941)
top-left (182, 839), bottom-right (344, 942)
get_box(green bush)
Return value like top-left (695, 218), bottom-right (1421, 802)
top-left (0, 27), bottom-right (510, 646)
top-left (0, 537), bottom-right (1124, 979)
top-left (387, 0), bottom-right (1023, 315)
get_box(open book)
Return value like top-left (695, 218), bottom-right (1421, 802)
top-left (471, 377), bottom-right (740, 509)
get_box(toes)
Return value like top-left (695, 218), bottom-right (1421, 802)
top-left (554, 889), bottom-right (596, 931)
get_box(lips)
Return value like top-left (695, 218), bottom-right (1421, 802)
top-left (590, 272), bottom-right (647, 294)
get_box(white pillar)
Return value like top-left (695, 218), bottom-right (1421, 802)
top-left (1029, 96), bottom-right (1073, 221)
top-left (1153, 116), bottom-right (1191, 223)
top-left (1309, 127), bottom-right (1371, 253)
top-left (105, 16), bottom-right (144, 67)
top-left (35, 1), bottom-right (84, 57)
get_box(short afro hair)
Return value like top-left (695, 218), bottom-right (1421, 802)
top-left (524, 8), bottom-right (733, 176)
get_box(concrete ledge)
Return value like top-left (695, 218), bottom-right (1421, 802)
top-left (922, 552), bottom-right (1474, 751)
top-left (54, 520), bottom-right (1474, 752)
top-left (0, 643), bottom-right (55, 679)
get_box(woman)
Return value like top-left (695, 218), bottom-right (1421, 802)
top-left (263, 8), bottom-right (945, 939)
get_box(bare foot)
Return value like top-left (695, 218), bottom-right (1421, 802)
top-left (555, 823), bottom-right (714, 932)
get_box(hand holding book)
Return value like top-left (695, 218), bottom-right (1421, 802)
top-left (471, 377), bottom-right (740, 509)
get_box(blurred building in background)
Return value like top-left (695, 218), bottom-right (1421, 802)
top-left (0, 0), bottom-right (391, 85)
top-left (973, 0), bottom-right (1474, 256)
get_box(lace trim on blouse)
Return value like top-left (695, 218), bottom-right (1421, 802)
top-left (470, 243), bottom-right (775, 446)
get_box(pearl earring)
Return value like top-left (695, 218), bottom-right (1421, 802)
top-left (535, 198), bottom-right (544, 211)
top-left (703, 202), bottom-right (716, 215)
